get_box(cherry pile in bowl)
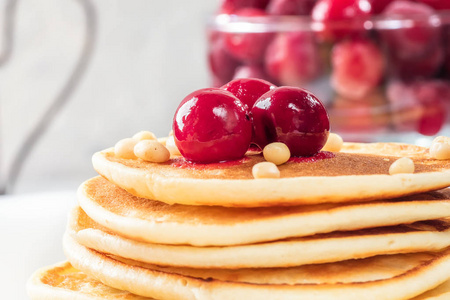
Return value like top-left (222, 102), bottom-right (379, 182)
top-left (207, 0), bottom-right (450, 141)
top-left (172, 78), bottom-right (329, 163)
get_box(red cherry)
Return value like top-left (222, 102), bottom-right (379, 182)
top-left (265, 31), bottom-right (323, 87)
top-left (208, 31), bottom-right (239, 84)
top-left (221, 78), bottom-right (276, 111)
top-left (331, 38), bottom-right (385, 99)
top-left (251, 86), bottom-right (330, 156)
top-left (267, 0), bottom-right (316, 15)
top-left (224, 8), bottom-right (274, 63)
top-left (219, 0), bottom-right (270, 14)
top-left (173, 88), bottom-right (252, 163)
top-left (311, 0), bottom-right (372, 41)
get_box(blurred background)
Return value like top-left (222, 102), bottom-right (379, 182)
top-left (1, 0), bottom-right (219, 195)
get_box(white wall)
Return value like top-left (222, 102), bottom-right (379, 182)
top-left (1, 0), bottom-right (220, 193)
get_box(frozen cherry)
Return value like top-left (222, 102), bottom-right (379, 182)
top-left (381, 1), bottom-right (440, 61)
top-left (386, 80), bottom-right (448, 135)
top-left (330, 91), bottom-right (390, 137)
top-left (311, 0), bottom-right (372, 41)
top-left (219, 0), bottom-right (270, 14)
top-left (331, 38), bottom-right (385, 99)
top-left (389, 46), bottom-right (444, 80)
top-left (232, 65), bottom-right (274, 82)
top-left (414, 80), bottom-right (448, 136)
top-left (208, 31), bottom-right (239, 84)
top-left (369, 0), bottom-right (391, 14)
top-left (445, 33), bottom-right (450, 76)
top-left (211, 76), bottom-right (228, 88)
top-left (224, 8), bottom-right (274, 63)
top-left (415, 0), bottom-right (450, 10)
top-left (173, 88), bottom-right (252, 163)
top-left (386, 80), bottom-right (424, 133)
top-left (267, 0), bottom-right (316, 15)
top-left (251, 87), bottom-right (330, 156)
top-left (221, 78), bottom-right (276, 111)
top-left (265, 31), bottom-right (323, 87)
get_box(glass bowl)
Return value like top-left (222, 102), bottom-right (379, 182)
top-left (206, 10), bottom-right (450, 143)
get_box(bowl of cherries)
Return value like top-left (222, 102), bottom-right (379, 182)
top-left (207, 0), bottom-right (450, 142)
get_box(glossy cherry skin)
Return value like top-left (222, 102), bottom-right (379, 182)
top-left (221, 78), bottom-right (276, 111)
top-left (173, 88), bottom-right (252, 163)
top-left (251, 87), bottom-right (330, 156)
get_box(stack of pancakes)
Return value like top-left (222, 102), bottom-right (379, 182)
top-left (28, 141), bottom-right (450, 299)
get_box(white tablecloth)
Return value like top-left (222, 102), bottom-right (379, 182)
top-left (0, 191), bottom-right (77, 299)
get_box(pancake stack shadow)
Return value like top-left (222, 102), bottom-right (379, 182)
top-left (28, 142), bottom-right (450, 299)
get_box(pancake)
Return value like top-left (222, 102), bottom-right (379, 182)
top-left (92, 142), bottom-right (450, 207)
top-left (63, 233), bottom-right (450, 300)
top-left (69, 206), bottom-right (450, 269)
top-left (27, 261), bottom-right (151, 300)
top-left (411, 279), bottom-right (450, 300)
top-left (79, 176), bottom-right (450, 246)
top-left (26, 262), bottom-right (450, 300)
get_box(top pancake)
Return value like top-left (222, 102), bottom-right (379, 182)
top-left (93, 142), bottom-right (450, 207)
